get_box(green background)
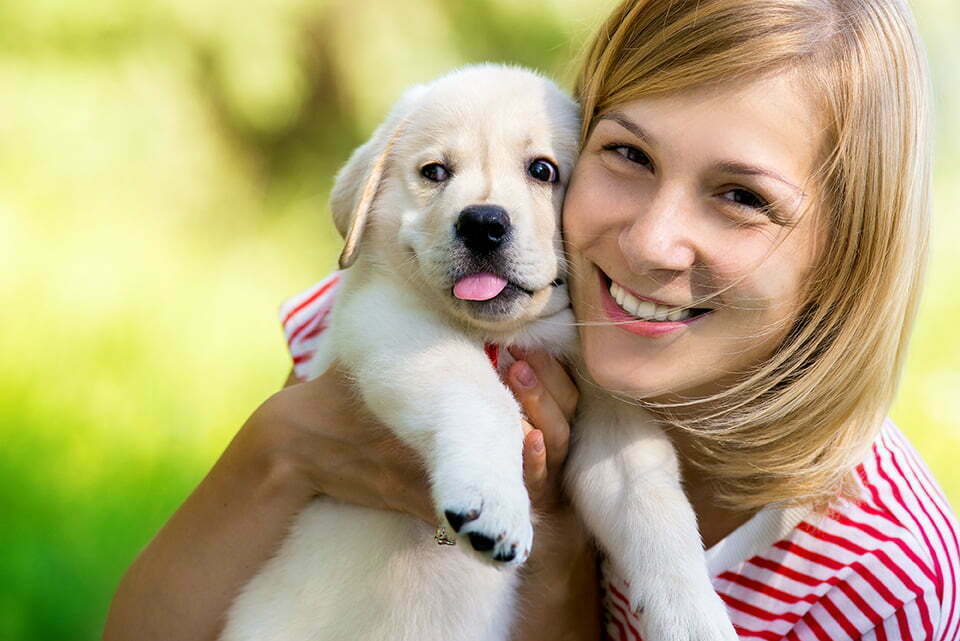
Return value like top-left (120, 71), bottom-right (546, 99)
top-left (2, 0), bottom-right (957, 638)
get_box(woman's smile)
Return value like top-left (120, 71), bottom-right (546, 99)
top-left (596, 267), bottom-right (714, 337)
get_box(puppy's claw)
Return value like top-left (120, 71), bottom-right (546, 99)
top-left (444, 508), bottom-right (479, 533)
top-left (468, 532), bottom-right (496, 552)
top-left (492, 543), bottom-right (517, 563)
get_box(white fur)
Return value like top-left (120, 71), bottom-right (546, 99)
top-left (221, 65), bottom-right (737, 641)
top-left (566, 390), bottom-right (739, 641)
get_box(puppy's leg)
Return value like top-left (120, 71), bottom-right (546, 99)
top-left (335, 280), bottom-right (532, 565)
top-left (565, 393), bottom-right (738, 641)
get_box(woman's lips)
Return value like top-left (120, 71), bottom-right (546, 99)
top-left (596, 269), bottom-right (712, 337)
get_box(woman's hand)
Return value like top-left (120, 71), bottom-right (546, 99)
top-left (507, 347), bottom-right (579, 513)
top-left (259, 365), bottom-right (436, 523)
top-left (505, 348), bottom-right (602, 641)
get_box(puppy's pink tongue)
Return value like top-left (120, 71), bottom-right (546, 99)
top-left (453, 273), bottom-right (508, 301)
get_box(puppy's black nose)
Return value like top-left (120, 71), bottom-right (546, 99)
top-left (455, 205), bottom-right (511, 253)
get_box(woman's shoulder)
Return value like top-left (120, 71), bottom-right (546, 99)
top-left (712, 420), bottom-right (959, 640)
top-left (601, 420), bottom-right (959, 641)
top-left (278, 272), bottom-right (344, 382)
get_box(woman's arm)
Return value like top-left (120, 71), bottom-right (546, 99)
top-left (103, 367), bottom-right (431, 641)
top-left (102, 396), bottom-right (314, 641)
top-left (103, 357), bottom-right (600, 641)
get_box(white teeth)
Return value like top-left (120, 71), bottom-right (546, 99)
top-left (608, 280), bottom-right (693, 322)
top-left (635, 300), bottom-right (656, 318)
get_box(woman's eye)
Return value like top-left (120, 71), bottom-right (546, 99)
top-left (528, 158), bottom-right (559, 183)
top-left (603, 144), bottom-right (653, 169)
top-left (420, 163), bottom-right (450, 182)
top-left (721, 188), bottom-right (768, 211)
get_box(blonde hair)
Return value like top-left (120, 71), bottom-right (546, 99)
top-left (575, 0), bottom-right (933, 511)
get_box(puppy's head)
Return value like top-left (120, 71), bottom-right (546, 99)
top-left (331, 64), bottom-right (580, 332)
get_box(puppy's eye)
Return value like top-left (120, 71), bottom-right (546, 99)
top-left (528, 158), bottom-right (558, 184)
top-left (420, 163), bottom-right (450, 182)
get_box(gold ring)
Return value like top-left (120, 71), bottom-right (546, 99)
top-left (434, 526), bottom-right (457, 546)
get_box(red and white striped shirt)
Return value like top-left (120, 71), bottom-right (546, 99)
top-left (279, 274), bottom-right (960, 641)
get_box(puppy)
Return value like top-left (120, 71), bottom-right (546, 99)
top-left (221, 63), bottom-right (738, 641)
top-left (220, 64), bottom-right (580, 641)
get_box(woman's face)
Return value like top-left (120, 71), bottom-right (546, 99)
top-left (564, 72), bottom-right (825, 402)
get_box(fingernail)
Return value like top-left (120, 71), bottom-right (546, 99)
top-left (508, 345), bottom-right (526, 360)
top-left (515, 362), bottom-right (537, 388)
top-left (532, 432), bottom-right (545, 453)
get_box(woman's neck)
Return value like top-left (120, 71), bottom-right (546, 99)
top-left (671, 432), bottom-right (756, 549)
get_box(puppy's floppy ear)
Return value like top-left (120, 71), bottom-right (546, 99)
top-left (331, 84), bottom-right (428, 269)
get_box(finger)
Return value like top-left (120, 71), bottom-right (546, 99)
top-left (506, 360), bottom-right (570, 476)
top-left (507, 347), bottom-right (579, 422)
top-left (522, 426), bottom-right (548, 501)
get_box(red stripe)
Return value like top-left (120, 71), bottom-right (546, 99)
top-left (796, 517), bottom-right (935, 636)
top-left (292, 351), bottom-right (314, 364)
top-left (282, 276), bottom-right (340, 327)
top-left (605, 582), bottom-right (644, 640)
top-left (732, 624), bottom-right (780, 640)
top-left (719, 592), bottom-right (800, 624)
top-left (773, 540), bottom-right (844, 570)
top-left (743, 553), bottom-right (889, 632)
top-left (858, 461), bottom-right (897, 525)
top-left (761, 546), bottom-right (904, 633)
top-left (828, 510), bottom-right (936, 584)
top-left (796, 520), bottom-right (869, 555)
top-left (873, 439), bottom-right (944, 593)
top-left (299, 318), bottom-right (328, 343)
top-left (850, 559), bottom-right (903, 611)
top-left (717, 570), bottom-right (818, 605)
top-left (876, 614), bottom-right (889, 641)
top-left (606, 608), bottom-right (629, 641)
top-left (749, 536), bottom-right (930, 637)
top-left (607, 598), bottom-right (641, 641)
top-left (747, 555), bottom-right (823, 587)
top-left (607, 582), bottom-right (633, 612)
top-left (287, 308), bottom-right (325, 346)
top-left (888, 429), bottom-right (959, 638)
top-left (483, 343), bottom-right (499, 369)
top-left (800, 515), bottom-right (937, 602)
top-left (852, 493), bottom-right (901, 528)
top-left (836, 579), bottom-right (883, 627)
top-left (801, 611), bottom-right (833, 641)
top-left (863, 458), bottom-right (936, 639)
top-left (820, 593), bottom-right (861, 638)
top-left (895, 603), bottom-right (915, 641)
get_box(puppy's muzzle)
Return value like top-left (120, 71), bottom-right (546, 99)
top-left (455, 205), bottom-right (511, 254)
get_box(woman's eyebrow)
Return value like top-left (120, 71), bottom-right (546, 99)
top-left (597, 111), bottom-right (654, 145)
top-left (599, 111), bottom-right (805, 198)
top-left (715, 160), bottom-right (804, 196)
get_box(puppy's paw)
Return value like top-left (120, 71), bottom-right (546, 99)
top-left (436, 482), bottom-right (533, 566)
top-left (633, 584), bottom-right (738, 641)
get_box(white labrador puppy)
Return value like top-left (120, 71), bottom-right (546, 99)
top-left (220, 64), bottom-right (736, 641)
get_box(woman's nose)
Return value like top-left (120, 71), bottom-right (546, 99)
top-left (618, 188), bottom-right (697, 275)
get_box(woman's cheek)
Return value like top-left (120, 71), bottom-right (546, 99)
top-left (565, 157), bottom-right (635, 239)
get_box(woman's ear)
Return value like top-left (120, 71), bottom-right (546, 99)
top-left (330, 84), bottom-right (428, 269)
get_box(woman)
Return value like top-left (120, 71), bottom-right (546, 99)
top-left (104, 0), bottom-right (959, 639)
